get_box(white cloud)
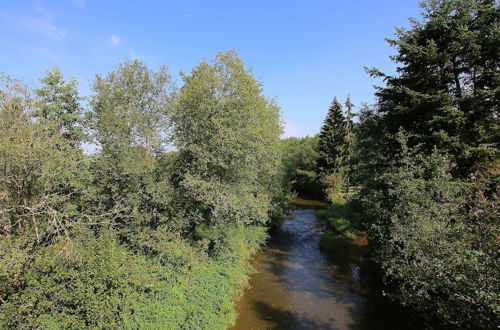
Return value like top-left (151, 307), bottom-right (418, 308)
top-left (110, 34), bottom-right (121, 46)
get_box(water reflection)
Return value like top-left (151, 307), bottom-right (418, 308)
top-left (232, 210), bottom-right (415, 330)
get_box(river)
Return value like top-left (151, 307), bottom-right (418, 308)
top-left (232, 207), bottom-right (414, 330)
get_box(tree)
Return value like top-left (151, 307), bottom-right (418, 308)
top-left (357, 1), bottom-right (500, 327)
top-left (281, 136), bottom-right (322, 199)
top-left (172, 50), bottom-right (283, 227)
top-left (366, 0), bottom-right (499, 177)
top-left (341, 95), bottom-right (355, 191)
top-left (360, 133), bottom-right (499, 329)
top-left (89, 60), bottom-right (177, 239)
top-left (316, 97), bottom-right (346, 177)
top-left (34, 67), bottom-right (86, 149)
top-left (0, 75), bottom-right (88, 242)
top-left (91, 60), bottom-right (173, 154)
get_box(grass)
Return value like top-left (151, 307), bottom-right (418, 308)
top-left (316, 194), bottom-right (362, 241)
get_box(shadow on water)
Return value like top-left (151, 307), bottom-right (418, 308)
top-left (232, 206), bottom-right (418, 330)
top-left (252, 301), bottom-right (336, 330)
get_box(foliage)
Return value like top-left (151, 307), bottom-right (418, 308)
top-left (0, 75), bottom-right (90, 243)
top-left (316, 97), bottom-right (346, 177)
top-left (353, 0), bottom-right (500, 329)
top-left (316, 195), bottom-right (360, 239)
top-left (316, 95), bottom-right (358, 195)
top-left (320, 173), bottom-right (345, 199)
top-left (0, 53), bottom-right (283, 328)
top-left (319, 234), bottom-right (344, 252)
top-left (0, 226), bottom-right (267, 329)
top-left (359, 137), bottom-right (499, 328)
top-left (172, 51), bottom-right (284, 227)
top-left (34, 67), bottom-right (87, 148)
top-left (88, 60), bottom-right (181, 241)
top-left (366, 0), bottom-right (499, 177)
top-left (341, 96), bottom-right (356, 190)
top-left (280, 136), bottom-right (322, 199)
top-left (355, 2), bottom-right (500, 327)
top-left (91, 60), bottom-right (173, 154)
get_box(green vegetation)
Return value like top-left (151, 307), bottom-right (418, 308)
top-left (280, 96), bottom-right (358, 201)
top-left (352, 1), bottom-right (499, 328)
top-left (311, 1), bottom-right (499, 328)
top-left (0, 51), bottom-right (285, 329)
top-left (315, 96), bottom-right (357, 197)
top-left (280, 136), bottom-right (322, 199)
top-left (316, 196), bottom-right (361, 240)
top-left (0, 0), bottom-right (498, 328)
top-left (319, 234), bottom-right (344, 252)
top-left (316, 97), bottom-right (346, 177)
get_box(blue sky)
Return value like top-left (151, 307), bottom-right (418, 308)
top-left (0, 0), bottom-right (421, 137)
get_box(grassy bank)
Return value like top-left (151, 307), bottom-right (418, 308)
top-left (316, 194), bottom-right (362, 250)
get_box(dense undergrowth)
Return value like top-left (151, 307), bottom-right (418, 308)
top-left (0, 226), bottom-right (267, 329)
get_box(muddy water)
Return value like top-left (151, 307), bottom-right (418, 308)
top-left (232, 209), bottom-right (412, 330)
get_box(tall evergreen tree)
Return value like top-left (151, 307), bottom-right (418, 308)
top-left (316, 97), bottom-right (346, 176)
top-left (342, 95), bottom-right (355, 191)
top-left (357, 1), bottom-right (500, 327)
top-left (366, 0), bottom-right (499, 177)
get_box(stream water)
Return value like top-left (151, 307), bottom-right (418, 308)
top-left (232, 208), bottom-right (414, 330)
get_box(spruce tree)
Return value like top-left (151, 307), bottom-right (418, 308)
top-left (366, 0), bottom-right (499, 176)
top-left (342, 95), bottom-right (355, 192)
top-left (316, 97), bottom-right (346, 176)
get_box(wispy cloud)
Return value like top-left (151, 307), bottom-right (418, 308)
top-left (68, 0), bottom-right (86, 10)
top-left (110, 34), bottom-right (121, 46)
top-left (19, 16), bottom-right (66, 41)
top-left (1, 5), bottom-right (66, 42)
top-left (0, 4), bottom-right (66, 63)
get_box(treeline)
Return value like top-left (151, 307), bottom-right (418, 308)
top-left (0, 51), bottom-right (286, 328)
top-left (306, 0), bottom-right (498, 328)
top-left (281, 95), bottom-right (356, 201)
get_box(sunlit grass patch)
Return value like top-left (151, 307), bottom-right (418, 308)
top-left (316, 195), bottom-right (361, 240)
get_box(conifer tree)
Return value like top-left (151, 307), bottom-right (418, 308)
top-left (316, 97), bottom-right (346, 176)
top-left (366, 0), bottom-right (499, 176)
top-left (342, 95), bottom-right (355, 192)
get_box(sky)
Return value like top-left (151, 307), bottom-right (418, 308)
top-left (0, 0), bottom-right (421, 138)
